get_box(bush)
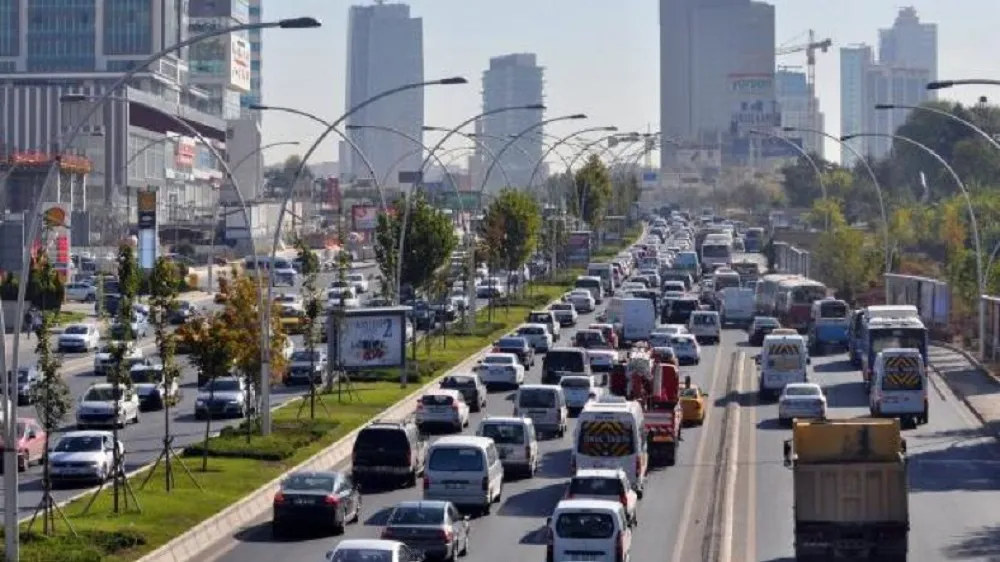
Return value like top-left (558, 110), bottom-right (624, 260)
top-left (182, 418), bottom-right (340, 461)
top-left (16, 529), bottom-right (146, 562)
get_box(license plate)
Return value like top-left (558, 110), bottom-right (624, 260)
top-left (446, 482), bottom-right (464, 490)
top-left (652, 435), bottom-right (672, 442)
top-left (293, 497), bottom-right (314, 505)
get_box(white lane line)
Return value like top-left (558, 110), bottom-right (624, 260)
top-left (744, 356), bottom-right (757, 562)
top-left (718, 352), bottom-right (743, 562)
top-left (669, 343), bottom-right (727, 562)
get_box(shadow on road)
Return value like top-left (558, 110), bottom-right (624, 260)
top-left (813, 359), bottom-right (853, 373)
top-left (364, 506), bottom-right (393, 527)
top-left (498, 481), bottom-right (565, 517)
top-left (233, 520), bottom-right (275, 543)
top-left (908, 428), bottom-right (1000, 492)
top-left (823, 381), bottom-right (870, 409)
top-left (946, 524), bottom-right (1000, 559)
top-left (520, 525), bottom-right (549, 545)
top-left (756, 418), bottom-right (788, 431)
top-left (537, 449), bottom-right (572, 479)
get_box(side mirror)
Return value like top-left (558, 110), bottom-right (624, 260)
top-left (782, 440), bottom-right (792, 467)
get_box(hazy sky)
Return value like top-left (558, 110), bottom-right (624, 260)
top-left (259, 0), bottom-right (1000, 167)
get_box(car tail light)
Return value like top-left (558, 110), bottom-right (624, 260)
top-left (635, 456), bottom-right (642, 476)
top-left (273, 492), bottom-right (285, 504)
top-left (324, 495), bottom-right (339, 505)
top-left (381, 527), bottom-right (396, 539)
top-left (615, 531), bottom-right (625, 562)
top-left (619, 492), bottom-right (628, 506)
top-left (481, 476), bottom-right (489, 491)
top-left (439, 529), bottom-right (454, 542)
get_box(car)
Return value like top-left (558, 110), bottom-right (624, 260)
top-left (679, 384), bottom-right (707, 426)
top-left (327, 287), bottom-right (362, 309)
top-left (651, 346), bottom-right (679, 367)
top-left (7, 366), bottom-right (40, 405)
top-left (324, 539), bottom-right (423, 562)
top-left (564, 289), bottom-right (596, 313)
top-left (168, 300), bottom-right (197, 325)
top-left (515, 323), bottom-right (553, 353)
top-left (587, 349), bottom-right (618, 374)
top-left (648, 330), bottom-right (675, 348)
top-left (380, 500), bottom-right (471, 560)
top-left (440, 373), bottom-right (488, 412)
top-left (0, 418), bottom-right (45, 472)
top-left (351, 419), bottom-right (427, 489)
top-left (573, 329), bottom-right (611, 350)
top-left (48, 430), bottom-right (122, 486)
top-left (448, 287), bottom-right (470, 312)
top-left (564, 468), bottom-right (639, 527)
top-left (748, 316), bottom-right (782, 346)
top-left (473, 353), bottom-right (525, 390)
top-left (560, 375), bottom-right (602, 413)
top-left (493, 336), bottom-right (535, 367)
top-left (285, 350), bottom-right (328, 386)
top-left (547, 499), bottom-right (633, 562)
top-left (346, 272), bottom-right (369, 294)
top-left (65, 282), bottom-right (97, 303)
top-left (194, 376), bottom-right (256, 419)
top-left (415, 389), bottom-right (470, 433)
top-left (475, 277), bottom-right (504, 298)
top-left (108, 314), bottom-right (150, 339)
top-left (280, 336), bottom-right (295, 360)
top-left (93, 342), bottom-right (144, 377)
top-left (669, 334), bottom-right (701, 365)
top-left (778, 382), bottom-right (827, 426)
top-left (76, 383), bottom-right (140, 429)
top-left (588, 323), bottom-right (619, 350)
top-left (274, 292), bottom-right (300, 305)
top-left (430, 299), bottom-right (458, 322)
top-left (272, 470), bottom-right (362, 538)
top-left (475, 416), bottom-right (539, 477)
top-left (278, 303), bottom-right (307, 335)
top-left (657, 324), bottom-right (689, 337)
top-left (57, 323), bottom-right (100, 353)
top-left (548, 302), bottom-right (578, 327)
top-left (128, 363), bottom-right (180, 411)
top-left (410, 300), bottom-right (438, 330)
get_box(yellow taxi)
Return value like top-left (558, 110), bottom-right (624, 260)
top-left (679, 383), bottom-right (708, 426)
top-left (277, 304), bottom-right (307, 335)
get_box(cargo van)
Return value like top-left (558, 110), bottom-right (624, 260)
top-left (605, 297), bottom-right (656, 346)
top-left (756, 334), bottom-right (810, 400)
top-left (572, 396), bottom-right (648, 496)
top-left (870, 348), bottom-right (928, 428)
top-left (423, 435), bottom-right (504, 515)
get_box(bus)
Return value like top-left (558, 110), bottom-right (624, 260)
top-left (744, 228), bottom-right (764, 253)
top-left (775, 279), bottom-right (828, 332)
top-left (700, 239), bottom-right (733, 271)
top-left (860, 315), bottom-right (928, 387)
top-left (754, 274), bottom-right (800, 316)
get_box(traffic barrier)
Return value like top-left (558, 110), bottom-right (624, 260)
top-left (773, 241), bottom-right (810, 277)
top-left (882, 273), bottom-right (952, 332)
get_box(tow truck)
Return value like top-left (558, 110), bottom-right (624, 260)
top-left (609, 345), bottom-right (682, 466)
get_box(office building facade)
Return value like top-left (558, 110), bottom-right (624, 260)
top-left (245, 0), bottom-right (262, 111)
top-left (839, 44), bottom-right (872, 166)
top-left (476, 53), bottom-right (544, 192)
top-left (343, 2), bottom-right (423, 186)
top-left (879, 6), bottom-right (937, 95)
top-left (775, 69), bottom-right (823, 157)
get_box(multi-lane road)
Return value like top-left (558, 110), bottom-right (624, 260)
top-left (200, 255), bottom-right (1000, 562)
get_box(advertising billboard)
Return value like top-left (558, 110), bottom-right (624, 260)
top-left (328, 308), bottom-right (409, 370)
top-left (565, 230), bottom-right (592, 268)
top-left (175, 137), bottom-right (196, 167)
top-left (728, 73), bottom-right (780, 137)
top-left (229, 34), bottom-right (252, 92)
top-left (352, 204), bottom-right (378, 231)
top-left (41, 203), bottom-right (71, 279)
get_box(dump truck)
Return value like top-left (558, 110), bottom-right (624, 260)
top-left (782, 418), bottom-right (909, 560)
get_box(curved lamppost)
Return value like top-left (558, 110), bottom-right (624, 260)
top-left (422, 126), bottom-right (514, 188)
top-left (381, 145), bottom-right (472, 188)
top-left (564, 133), bottom-right (633, 222)
top-left (526, 126), bottom-right (618, 199)
top-left (478, 114), bottom-right (587, 197)
top-left (782, 125), bottom-right (891, 286)
top-left (843, 132), bottom-right (985, 359)
top-left (748, 129), bottom-right (831, 231)
top-left (928, 79), bottom-right (1000, 91)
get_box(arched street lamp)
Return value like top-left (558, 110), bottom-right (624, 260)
top-left (422, 126), bottom-right (514, 188)
top-left (927, 79), bottom-right (1000, 91)
top-left (478, 114), bottom-right (587, 195)
top-left (527, 126), bottom-right (618, 193)
top-left (748, 129), bottom-right (830, 231)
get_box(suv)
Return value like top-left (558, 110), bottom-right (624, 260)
top-left (351, 420), bottom-right (426, 489)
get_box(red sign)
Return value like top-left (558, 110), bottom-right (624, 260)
top-left (175, 138), bottom-right (196, 167)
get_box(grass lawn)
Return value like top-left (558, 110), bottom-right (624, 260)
top-left (53, 311), bottom-right (88, 326)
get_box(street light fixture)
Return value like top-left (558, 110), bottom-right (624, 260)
top-left (926, 79), bottom-right (1000, 91)
top-left (527, 126), bottom-right (618, 191)
top-left (422, 126), bottom-right (516, 188)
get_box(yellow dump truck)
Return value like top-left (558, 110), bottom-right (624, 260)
top-left (782, 417), bottom-right (909, 561)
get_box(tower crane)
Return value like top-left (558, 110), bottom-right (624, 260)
top-left (776, 29), bottom-right (832, 95)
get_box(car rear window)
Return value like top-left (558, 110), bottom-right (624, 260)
top-left (545, 351), bottom-right (585, 373)
top-left (568, 476), bottom-right (624, 497)
top-left (354, 428), bottom-right (410, 451)
top-left (560, 377), bottom-right (591, 389)
top-left (428, 447), bottom-right (485, 471)
top-left (555, 512), bottom-right (616, 539)
top-left (519, 388), bottom-right (556, 408)
top-left (480, 423), bottom-right (525, 444)
top-left (421, 394), bottom-right (455, 407)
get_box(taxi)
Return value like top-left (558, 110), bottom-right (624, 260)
top-left (679, 383), bottom-right (707, 426)
top-left (277, 303), bottom-right (307, 335)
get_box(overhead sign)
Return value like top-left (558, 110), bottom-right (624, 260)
top-left (329, 307), bottom-right (410, 370)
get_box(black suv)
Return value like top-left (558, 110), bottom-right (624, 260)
top-left (351, 420), bottom-right (426, 489)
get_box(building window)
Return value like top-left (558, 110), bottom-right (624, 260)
top-left (103, 0), bottom-right (152, 56)
top-left (0, 61), bottom-right (14, 72)
top-left (25, 0), bottom-right (97, 72)
top-left (0, 0), bottom-right (19, 57)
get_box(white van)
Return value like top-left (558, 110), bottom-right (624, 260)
top-left (587, 263), bottom-right (616, 296)
top-left (605, 297), bottom-right (656, 346)
top-left (560, 375), bottom-right (601, 412)
top-left (574, 276), bottom-right (604, 305)
top-left (476, 417), bottom-right (539, 477)
top-left (688, 310), bottom-right (721, 344)
top-left (573, 397), bottom-right (648, 496)
top-left (869, 348), bottom-right (928, 428)
top-left (546, 499), bottom-right (633, 562)
top-left (423, 435), bottom-right (504, 515)
top-left (513, 385), bottom-right (568, 437)
top-left (756, 334), bottom-right (810, 400)
top-left (719, 287), bottom-right (755, 327)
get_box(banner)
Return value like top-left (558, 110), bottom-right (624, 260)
top-left (565, 230), bottom-right (592, 268)
top-left (728, 73), bottom-right (780, 137)
top-left (351, 204), bottom-right (378, 231)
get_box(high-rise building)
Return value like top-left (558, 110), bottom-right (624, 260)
top-left (476, 53), bottom-right (544, 192)
top-left (659, 0), bottom-right (777, 166)
top-left (245, 0), bottom-right (263, 112)
top-left (343, 2), bottom-right (423, 185)
top-left (879, 6), bottom-right (937, 96)
top-left (188, 0), bottom-right (251, 120)
top-left (0, 0), bottom-right (226, 241)
top-left (775, 69), bottom-right (824, 157)
top-left (839, 44), bottom-right (873, 166)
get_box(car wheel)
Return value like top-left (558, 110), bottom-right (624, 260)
top-left (350, 496), bottom-right (362, 523)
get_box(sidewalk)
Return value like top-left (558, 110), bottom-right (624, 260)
top-left (929, 344), bottom-right (1000, 435)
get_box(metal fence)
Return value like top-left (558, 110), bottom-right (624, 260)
top-left (982, 296), bottom-right (1000, 362)
top-left (883, 273), bottom-right (952, 331)
top-left (773, 241), bottom-right (810, 277)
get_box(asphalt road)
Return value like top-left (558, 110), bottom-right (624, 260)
top-left (205, 292), bottom-right (739, 562)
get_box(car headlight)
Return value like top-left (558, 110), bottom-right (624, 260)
top-left (196, 399), bottom-right (205, 406)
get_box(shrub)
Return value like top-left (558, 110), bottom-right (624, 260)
top-left (182, 418), bottom-right (340, 461)
top-left (17, 529), bottom-right (146, 562)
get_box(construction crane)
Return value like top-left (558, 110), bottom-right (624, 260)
top-left (776, 29), bottom-right (832, 94)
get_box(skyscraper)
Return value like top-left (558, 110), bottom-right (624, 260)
top-left (775, 69), bottom-right (824, 157)
top-left (344, 2), bottom-right (424, 185)
top-left (839, 45), bottom-right (873, 166)
top-left (879, 7), bottom-right (937, 93)
top-left (477, 53), bottom-right (544, 192)
top-left (659, 0), bottom-right (776, 166)
top-left (245, 0), bottom-right (264, 112)
top-left (188, 0), bottom-right (252, 120)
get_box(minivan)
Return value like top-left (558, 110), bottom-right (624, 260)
top-left (423, 435), bottom-right (504, 516)
top-left (547, 499), bottom-right (633, 562)
top-left (542, 348), bottom-right (590, 385)
top-left (476, 417), bottom-right (539, 478)
top-left (513, 384), bottom-right (568, 437)
top-left (574, 276), bottom-right (604, 305)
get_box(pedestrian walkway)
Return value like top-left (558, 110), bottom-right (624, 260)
top-left (929, 345), bottom-right (1000, 434)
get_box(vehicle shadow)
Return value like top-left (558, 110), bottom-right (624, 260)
top-left (714, 389), bottom-right (758, 408)
top-left (756, 418), bottom-right (788, 431)
top-left (945, 524), bottom-right (1000, 560)
top-left (233, 520), bottom-right (275, 543)
top-left (519, 524), bottom-right (550, 545)
top-left (823, 381), bottom-right (870, 409)
top-left (536, 449), bottom-right (572, 479)
top-left (364, 506), bottom-right (394, 527)
top-left (498, 481), bottom-right (566, 517)
top-left (908, 428), bottom-right (1000, 492)
top-left (812, 359), bottom-right (853, 373)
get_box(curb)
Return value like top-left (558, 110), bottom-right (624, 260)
top-left (928, 341), bottom-right (1000, 431)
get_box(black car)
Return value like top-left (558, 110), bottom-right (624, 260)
top-left (381, 500), bottom-right (470, 561)
top-left (494, 336), bottom-right (535, 367)
top-left (271, 470), bottom-right (361, 537)
top-left (748, 316), bottom-right (782, 346)
top-left (663, 297), bottom-right (700, 324)
top-left (411, 300), bottom-right (437, 330)
top-left (351, 421), bottom-right (426, 488)
top-left (430, 299), bottom-right (457, 322)
top-left (5, 366), bottom-right (39, 406)
top-left (574, 329), bottom-right (610, 350)
top-left (169, 301), bottom-right (196, 325)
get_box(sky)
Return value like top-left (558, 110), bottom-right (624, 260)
top-left (259, 0), bottom-right (1000, 167)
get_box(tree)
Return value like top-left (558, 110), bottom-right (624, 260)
top-left (176, 313), bottom-right (233, 472)
top-left (809, 199), bottom-right (873, 302)
top-left (374, 194), bottom-right (458, 297)
top-left (479, 189), bottom-right (542, 289)
top-left (298, 243), bottom-right (323, 418)
top-left (0, 253), bottom-right (66, 313)
top-left (107, 243), bottom-right (140, 513)
top-left (147, 256), bottom-right (183, 491)
top-left (28, 311), bottom-right (72, 535)
top-left (294, 237), bottom-right (321, 278)
top-left (570, 155), bottom-right (612, 229)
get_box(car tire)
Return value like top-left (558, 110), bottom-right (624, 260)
top-left (350, 496), bottom-right (362, 523)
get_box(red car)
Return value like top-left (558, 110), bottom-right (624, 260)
top-left (589, 323), bottom-right (619, 349)
top-left (0, 418), bottom-right (46, 472)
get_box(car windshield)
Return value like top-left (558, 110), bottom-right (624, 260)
top-left (483, 355), bottom-right (514, 365)
top-left (518, 389), bottom-right (556, 408)
top-left (64, 325), bottom-right (89, 335)
top-left (693, 314), bottom-right (716, 325)
top-left (555, 512), bottom-right (616, 539)
top-left (560, 377), bottom-right (591, 389)
top-left (528, 313), bottom-right (551, 324)
top-left (569, 477), bottom-right (624, 497)
top-left (290, 351), bottom-right (322, 362)
top-left (441, 377), bottom-right (476, 389)
top-left (755, 318), bottom-right (779, 328)
top-left (388, 505), bottom-right (445, 526)
top-left (129, 369), bottom-right (161, 384)
top-left (784, 386), bottom-right (821, 397)
top-left (551, 304), bottom-right (572, 311)
top-left (54, 436), bottom-right (103, 453)
top-left (680, 388), bottom-right (700, 398)
top-left (328, 549), bottom-right (393, 562)
top-left (428, 447), bottom-right (484, 471)
top-left (281, 474), bottom-right (336, 492)
top-left (204, 379), bottom-right (241, 392)
top-left (355, 428), bottom-right (409, 451)
top-left (819, 301), bottom-right (849, 319)
top-left (83, 387), bottom-right (122, 401)
top-left (497, 338), bottom-right (524, 348)
top-left (518, 327), bottom-right (543, 336)
top-left (480, 422), bottom-right (525, 444)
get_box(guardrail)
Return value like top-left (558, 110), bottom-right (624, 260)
top-left (772, 241), bottom-right (810, 277)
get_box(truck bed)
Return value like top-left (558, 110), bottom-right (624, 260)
top-left (794, 461), bottom-right (908, 523)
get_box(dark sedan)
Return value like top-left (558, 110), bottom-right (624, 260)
top-left (439, 374), bottom-right (487, 412)
top-left (381, 500), bottom-right (470, 561)
top-left (747, 316), bottom-right (782, 346)
top-left (271, 470), bottom-right (362, 538)
top-left (493, 336), bottom-right (535, 368)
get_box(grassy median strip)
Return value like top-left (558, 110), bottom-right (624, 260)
top-left (7, 279), bottom-right (582, 561)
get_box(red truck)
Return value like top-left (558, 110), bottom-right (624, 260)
top-left (609, 350), bottom-right (683, 466)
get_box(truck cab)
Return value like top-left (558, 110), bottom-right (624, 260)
top-left (870, 348), bottom-right (929, 428)
top-left (756, 334), bottom-right (810, 400)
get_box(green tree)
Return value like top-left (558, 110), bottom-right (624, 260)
top-left (809, 199), bottom-right (873, 301)
top-left (107, 243), bottom-right (140, 513)
top-left (570, 155), bottom-right (612, 229)
top-left (374, 194), bottom-right (459, 296)
top-left (176, 313), bottom-right (233, 471)
top-left (479, 189), bottom-right (542, 282)
top-left (0, 253), bottom-right (66, 313)
top-left (147, 257), bottom-right (182, 490)
top-left (294, 237), bottom-right (320, 277)
top-left (299, 248), bottom-right (323, 418)
top-left (27, 311), bottom-right (72, 535)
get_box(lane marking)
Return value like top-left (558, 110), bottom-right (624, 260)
top-left (717, 352), bottom-right (743, 562)
top-left (669, 339), bottom-right (728, 562)
top-left (743, 356), bottom-right (757, 562)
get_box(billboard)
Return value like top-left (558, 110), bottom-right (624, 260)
top-left (565, 230), bottom-right (592, 268)
top-left (41, 203), bottom-right (71, 279)
top-left (352, 204), bottom-right (378, 231)
top-left (229, 34), bottom-right (252, 92)
top-left (641, 169), bottom-right (658, 189)
top-left (175, 137), bottom-right (196, 167)
top-left (328, 307), bottom-right (409, 370)
top-left (324, 177), bottom-right (341, 207)
top-left (729, 73), bottom-right (780, 137)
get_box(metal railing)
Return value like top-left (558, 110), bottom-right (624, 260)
top-left (772, 241), bottom-right (810, 277)
top-left (882, 273), bottom-right (952, 333)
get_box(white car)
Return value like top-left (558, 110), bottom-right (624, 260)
top-left (515, 323), bottom-right (553, 352)
top-left (657, 324), bottom-right (689, 336)
top-left (778, 382), bottom-right (828, 426)
top-left (280, 337), bottom-right (295, 360)
top-left (565, 468), bottom-right (639, 527)
top-left (57, 323), bottom-right (100, 352)
top-left (449, 287), bottom-right (470, 311)
top-left (473, 352), bottom-right (525, 389)
top-left (325, 539), bottom-right (418, 562)
top-left (564, 289), bottom-right (596, 313)
top-left (560, 375), bottom-right (601, 411)
top-left (346, 273), bottom-right (369, 294)
top-left (93, 342), bottom-right (144, 377)
top-left (65, 282), bottom-right (97, 303)
top-left (48, 431), bottom-right (122, 486)
top-left (549, 302), bottom-right (578, 327)
top-left (326, 287), bottom-right (361, 309)
top-left (669, 334), bottom-right (701, 365)
top-left (76, 383), bottom-right (141, 429)
top-left (648, 331), bottom-right (674, 348)
top-left (587, 349), bottom-right (618, 374)
top-left (619, 281), bottom-right (646, 293)
top-left (415, 389), bottom-right (469, 432)
top-left (273, 293), bottom-right (300, 306)
top-left (129, 363), bottom-right (180, 411)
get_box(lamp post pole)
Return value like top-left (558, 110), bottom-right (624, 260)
top-left (844, 132), bottom-right (985, 360)
top-left (927, 79), bottom-right (1000, 91)
top-left (747, 129), bottom-right (829, 230)
top-left (564, 133), bottom-right (631, 228)
top-left (423, 127), bottom-right (516, 189)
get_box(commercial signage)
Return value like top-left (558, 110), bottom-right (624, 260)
top-left (728, 73), bottom-right (780, 137)
top-left (352, 204), bottom-right (378, 231)
top-left (175, 137), bottom-right (196, 167)
top-left (41, 203), bottom-right (71, 279)
top-left (641, 170), bottom-right (658, 189)
top-left (565, 230), bottom-right (592, 268)
top-left (229, 35), bottom-right (251, 92)
top-left (137, 190), bottom-right (157, 229)
top-left (329, 308), bottom-right (408, 370)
